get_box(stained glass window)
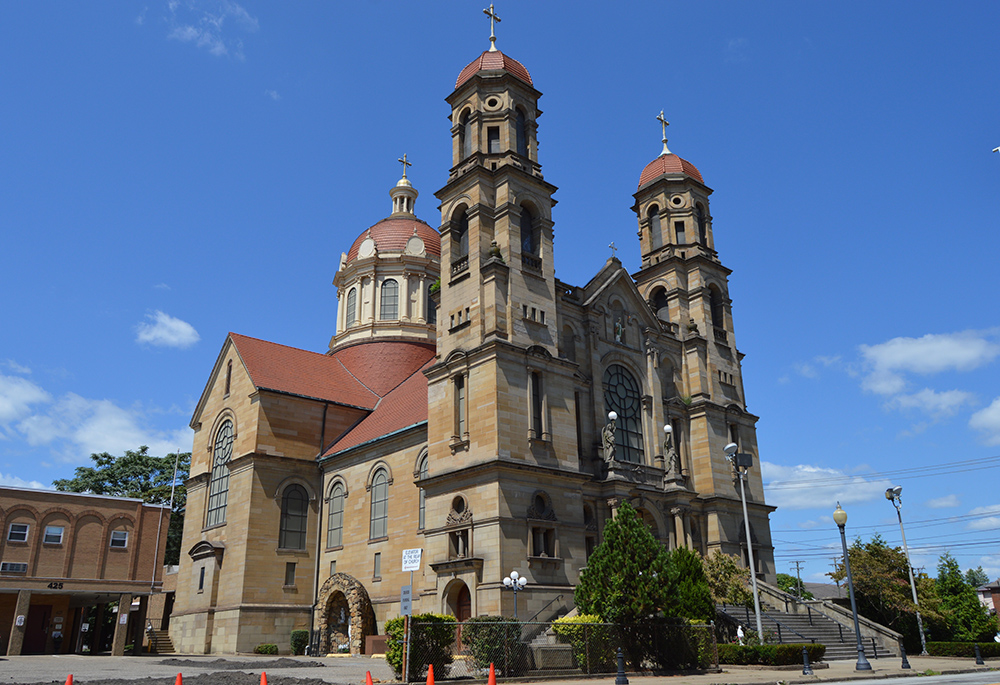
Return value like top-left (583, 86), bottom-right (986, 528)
top-left (602, 364), bottom-right (644, 463)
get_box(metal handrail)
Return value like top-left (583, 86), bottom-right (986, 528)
top-left (526, 594), bottom-right (564, 624)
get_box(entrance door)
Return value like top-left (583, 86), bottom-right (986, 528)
top-left (452, 584), bottom-right (471, 651)
top-left (24, 605), bottom-right (51, 654)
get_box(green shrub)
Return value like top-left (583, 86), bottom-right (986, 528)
top-left (254, 643), bottom-right (279, 655)
top-left (461, 616), bottom-right (530, 676)
top-left (290, 629), bottom-right (309, 656)
top-left (717, 643), bottom-right (825, 665)
top-left (552, 615), bottom-right (616, 673)
top-left (385, 613), bottom-right (456, 681)
top-left (926, 642), bottom-right (1000, 658)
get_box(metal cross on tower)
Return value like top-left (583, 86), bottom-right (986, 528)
top-left (609, 242), bottom-right (617, 259)
top-left (398, 153), bottom-right (411, 178)
top-left (483, 4), bottom-right (501, 52)
top-left (656, 110), bottom-right (671, 156)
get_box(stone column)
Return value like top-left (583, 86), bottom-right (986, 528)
top-left (418, 275), bottom-right (427, 323)
top-left (672, 507), bottom-right (686, 549)
top-left (336, 289), bottom-right (344, 334)
top-left (130, 595), bottom-right (149, 656)
top-left (683, 512), bottom-right (694, 549)
top-left (110, 593), bottom-right (132, 657)
top-left (6, 589), bottom-right (31, 655)
top-left (402, 273), bottom-right (411, 321)
top-left (607, 497), bottom-right (623, 519)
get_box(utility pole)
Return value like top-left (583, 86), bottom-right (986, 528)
top-left (790, 561), bottom-right (805, 598)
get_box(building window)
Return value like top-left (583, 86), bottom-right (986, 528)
top-left (648, 205), bottom-right (662, 250)
top-left (225, 360), bottom-right (232, 396)
top-left (460, 110), bottom-right (472, 159)
top-left (427, 285), bottom-right (437, 325)
top-left (709, 286), bottom-right (725, 329)
top-left (516, 108), bottom-right (528, 157)
top-left (603, 364), bottom-right (645, 463)
top-left (456, 213), bottom-right (470, 259)
top-left (370, 469), bottom-right (389, 539)
top-left (206, 419), bottom-right (233, 528)
top-left (284, 562), bottom-right (296, 587)
top-left (487, 126), bottom-right (500, 154)
top-left (520, 206), bottom-right (537, 256)
top-left (696, 203), bottom-right (707, 244)
top-left (373, 552), bottom-right (382, 579)
top-left (280, 484), bottom-right (309, 550)
top-left (530, 371), bottom-right (544, 439)
top-left (330, 560), bottom-right (337, 576)
top-left (346, 287), bottom-right (357, 325)
top-left (198, 566), bottom-right (205, 592)
top-left (417, 455), bottom-right (429, 530)
top-left (110, 530), bottom-right (129, 548)
top-left (43, 526), bottom-right (64, 544)
top-left (7, 523), bottom-right (28, 542)
top-left (674, 221), bottom-right (686, 244)
top-left (327, 483), bottom-right (345, 548)
top-left (454, 374), bottom-right (467, 438)
top-left (380, 280), bottom-right (399, 320)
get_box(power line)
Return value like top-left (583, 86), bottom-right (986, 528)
top-left (763, 455), bottom-right (1000, 490)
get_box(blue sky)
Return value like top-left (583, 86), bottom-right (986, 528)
top-left (2, 1), bottom-right (999, 586)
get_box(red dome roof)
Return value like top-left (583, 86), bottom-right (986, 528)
top-left (346, 218), bottom-right (441, 262)
top-left (456, 50), bottom-right (532, 89)
top-left (638, 153), bottom-right (704, 189)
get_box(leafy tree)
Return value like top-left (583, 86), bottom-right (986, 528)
top-left (663, 546), bottom-right (715, 622)
top-left (936, 553), bottom-right (997, 642)
top-left (776, 573), bottom-right (814, 599)
top-left (703, 552), bottom-right (754, 607)
top-left (53, 446), bottom-right (189, 565)
top-left (965, 566), bottom-right (990, 588)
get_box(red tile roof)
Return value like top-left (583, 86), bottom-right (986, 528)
top-left (456, 50), bottom-right (532, 89)
top-left (638, 153), bottom-right (704, 188)
top-left (345, 218), bottom-right (441, 263)
top-left (324, 359), bottom-right (432, 456)
top-left (330, 340), bottom-right (435, 398)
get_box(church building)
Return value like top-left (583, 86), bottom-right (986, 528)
top-left (169, 14), bottom-right (776, 655)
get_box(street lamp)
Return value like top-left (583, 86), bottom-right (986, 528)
top-left (833, 502), bottom-right (872, 671)
top-left (725, 442), bottom-right (764, 644)
top-left (886, 485), bottom-right (928, 655)
top-left (503, 570), bottom-right (527, 619)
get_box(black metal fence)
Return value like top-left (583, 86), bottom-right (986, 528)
top-left (400, 619), bottom-right (717, 681)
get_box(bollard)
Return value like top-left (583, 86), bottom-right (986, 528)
top-left (801, 646), bottom-right (813, 676)
top-left (615, 647), bottom-right (629, 685)
top-left (900, 645), bottom-right (910, 670)
top-left (975, 644), bottom-right (985, 665)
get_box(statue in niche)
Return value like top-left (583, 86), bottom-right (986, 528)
top-left (601, 418), bottom-right (616, 463)
top-left (664, 426), bottom-right (681, 481)
top-left (614, 317), bottom-right (624, 343)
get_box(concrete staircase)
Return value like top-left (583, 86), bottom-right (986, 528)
top-left (716, 604), bottom-right (895, 661)
top-left (146, 629), bottom-right (175, 654)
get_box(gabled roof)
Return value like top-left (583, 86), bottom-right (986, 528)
top-left (580, 258), bottom-right (660, 330)
top-left (323, 359), bottom-right (433, 457)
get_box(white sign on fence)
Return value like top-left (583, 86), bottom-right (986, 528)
top-left (401, 548), bottom-right (422, 572)
top-left (400, 584), bottom-right (413, 616)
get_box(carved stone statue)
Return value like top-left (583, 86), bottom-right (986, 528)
top-left (601, 420), bottom-right (616, 463)
top-left (664, 430), bottom-right (681, 481)
top-left (614, 317), bottom-right (624, 343)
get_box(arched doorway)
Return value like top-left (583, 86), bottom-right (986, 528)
top-left (315, 573), bottom-right (377, 655)
top-left (444, 580), bottom-right (472, 649)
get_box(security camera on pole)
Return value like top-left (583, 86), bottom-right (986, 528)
top-left (725, 442), bottom-right (763, 643)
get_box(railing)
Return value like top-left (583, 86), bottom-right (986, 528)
top-left (521, 254), bottom-right (541, 271)
top-left (713, 327), bottom-right (728, 343)
top-left (526, 594), bottom-right (564, 624)
top-left (451, 256), bottom-right (469, 276)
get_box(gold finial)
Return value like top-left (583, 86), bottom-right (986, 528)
top-left (483, 4), bottom-right (501, 52)
top-left (398, 153), bottom-right (412, 178)
top-left (656, 110), bottom-right (671, 156)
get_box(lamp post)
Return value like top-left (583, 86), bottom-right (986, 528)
top-left (725, 442), bottom-right (764, 643)
top-left (833, 502), bottom-right (872, 671)
top-left (503, 570), bottom-right (527, 619)
top-left (885, 485), bottom-right (928, 655)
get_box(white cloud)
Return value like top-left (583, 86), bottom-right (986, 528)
top-left (135, 6), bottom-right (147, 25)
top-left (136, 310), bottom-right (200, 348)
top-left (966, 504), bottom-right (1000, 532)
top-left (0, 472), bottom-right (49, 490)
top-left (761, 462), bottom-right (892, 511)
top-left (859, 331), bottom-right (1000, 396)
top-left (154, 283), bottom-right (170, 290)
top-left (3, 360), bottom-right (31, 374)
top-left (888, 388), bottom-right (976, 418)
top-left (265, 89), bottom-right (281, 101)
top-left (0, 374), bottom-right (51, 429)
top-left (970, 397), bottom-right (1000, 445)
top-left (925, 494), bottom-right (960, 509)
top-left (166, 0), bottom-right (258, 60)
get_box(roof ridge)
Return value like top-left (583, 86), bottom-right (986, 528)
top-left (334, 354), bottom-right (382, 400)
top-left (230, 332), bottom-right (326, 357)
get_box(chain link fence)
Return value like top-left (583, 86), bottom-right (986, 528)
top-left (400, 619), bottom-right (717, 681)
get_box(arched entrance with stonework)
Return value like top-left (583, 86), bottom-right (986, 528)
top-left (315, 573), bottom-right (377, 655)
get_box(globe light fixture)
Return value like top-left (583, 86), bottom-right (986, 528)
top-left (833, 502), bottom-right (872, 671)
top-left (503, 570), bottom-right (528, 618)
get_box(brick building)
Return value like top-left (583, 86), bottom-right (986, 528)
top-left (0, 486), bottom-right (170, 655)
top-left (170, 24), bottom-right (776, 655)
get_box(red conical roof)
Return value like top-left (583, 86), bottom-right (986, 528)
top-left (456, 49), bottom-right (532, 89)
top-left (638, 153), bottom-right (704, 189)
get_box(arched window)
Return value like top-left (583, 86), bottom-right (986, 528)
top-left (327, 482), bottom-right (345, 548)
top-left (346, 287), bottom-right (357, 326)
top-left (520, 206), bottom-right (536, 256)
top-left (280, 484), bottom-right (308, 550)
top-left (206, 419), bottom-right (233, 527)
top-left (651, 287), bottom-right (669, 319)
top-left (648, 205), bottom-right (662, 250)
top-left (709, 286), bottom-right (724, 329)
top-left (224, 359), bottom-right (232, 395)
top-left (427, 285), bottom-right (437, 325)
top-left (603, 364), bottom-right (645, 463)
top-left (456, 213), bottom-right (469, 259)
top-left (460, 110), bottom-right (473, 160)
top-left (516, 108), bottom-right (528, 157)
top-left (370, 469), bottom-right (389, 539)
top-left (696, 204), bottom-right (707, 245)
top-left (380, 280), bottom-right (399, 320)
top-left (417, 456), bottom-right (429, 530)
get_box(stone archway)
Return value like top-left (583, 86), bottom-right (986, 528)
top-left (315, 573), bottom-right (377, 655)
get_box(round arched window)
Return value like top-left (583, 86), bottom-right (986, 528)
top-left (603, 364), bottom-right (645, 463)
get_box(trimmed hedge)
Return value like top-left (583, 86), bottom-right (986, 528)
top-left (718, 643), bottom-right (825, 665)
top-left (927, 642), bottom-right (1000, 658)
top-left (552, 615), bottom-right (617, 673)
top-left (290, 629), bottom-right (309, 656)
top-left (254, 643), bottom-right (279, 655)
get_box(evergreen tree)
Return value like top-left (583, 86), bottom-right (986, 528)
top-left (965, 566), bottom-right (990, 588)
top-left (936, 553), bottom-right (997, 642)
top-left (663, 546), bottom-right (715, 621)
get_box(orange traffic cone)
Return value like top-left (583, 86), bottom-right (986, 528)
top-left (488, 663), bottom-right (496, 685)
top-left (260, 672), bottom-right (267, 685)
top-left (366, 671), bottom-right (374, 685)
top-left (174, 675), bottom-right (183, 685)
top-left (426, 663), bottom-right (435, 685)
top-left (64, 675), bottom-right (73, 685)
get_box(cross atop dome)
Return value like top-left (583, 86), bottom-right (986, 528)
top-left (656, 110), bottom-right (671, 156)
top-left (398, 153), bottom-right (411, 179)
top-left (483, 4), bottom-right (501, 52)
top-left (390, 158), bottom-right (419, 216)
